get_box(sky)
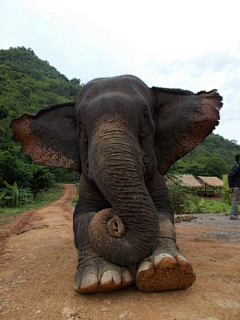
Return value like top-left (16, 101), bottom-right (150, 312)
top-left (1, 0), bottom-right (240, 144)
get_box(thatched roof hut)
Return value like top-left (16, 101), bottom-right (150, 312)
top-left (197, 176), bottom-right (223, 197)
top-left (166, 175), bottom-right (202, 190)
top-left (178, 175), bottom-right (202, 188)
top-left (198, 176), bottom-right (223, 188)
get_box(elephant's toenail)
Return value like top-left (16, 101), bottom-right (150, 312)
top-left (122, 270), bottom-right (133, 283)
top-left (176, 255), bottom-right (193, 273)
top-left (154, 253), bottom-right (177, 269)
top-left (137, 261), bottom-right (153, 274)
top-left (101, 270), bottom-right (121, 285)
top-left (81, 274), bottom-right (98, 290)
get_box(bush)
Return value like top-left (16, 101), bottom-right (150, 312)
top-left (187, 195), bottom-right (205, 213)
top-left (0, 149), bottom-right (56, 202)
top-left (167, 175), bottom-right (191, 214)
top-left (0, 181), bottom-right (31, 207)
top-left (222, 174), bottom-right (232, 205)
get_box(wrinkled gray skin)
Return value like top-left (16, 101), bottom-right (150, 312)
top-left (10, 75), bottom-right (222, 293)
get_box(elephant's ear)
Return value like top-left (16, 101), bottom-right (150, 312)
top-left (152, 87), bottom-right (222, 175)
top-left (10, 102), bottom-right (81, 172)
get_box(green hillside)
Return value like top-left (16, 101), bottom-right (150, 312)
top-left (169, 134), bottom-right (240, 177)
top-left (0, 46), bottom-right (240, 198)
top-left (0, 47), bottom-right (81, 198)
top-left (0, 46), bottom-right (80, 117)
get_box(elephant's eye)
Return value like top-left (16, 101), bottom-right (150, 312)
top-left (142, 113), bottom-right (148, 123)
top-left (77, 119), bottom-right (83, 133)
top-left (77, 118), bottom-right (88, 143)
top-left (140, 112), bottom-right (150, 137)
top-left (142, 111), bottom-right (149, 126)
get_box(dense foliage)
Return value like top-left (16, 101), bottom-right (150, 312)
top-left (0, 47), bottom-right (81, 201)
top-left (169, 134), bottom-right (240, 178)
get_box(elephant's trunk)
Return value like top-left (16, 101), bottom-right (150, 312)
top-left (88, 121), bottom-right (159, 265)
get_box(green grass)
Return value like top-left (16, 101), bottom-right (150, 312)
top-left (71, 183), bottom-right (79, 207)
top-left (193, 198), bottom-right (231, 214)
top-left (0, 184), bottom-right (64, 225)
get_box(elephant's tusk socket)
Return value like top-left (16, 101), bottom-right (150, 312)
top-left (107, 217), bottom-right (126, 238)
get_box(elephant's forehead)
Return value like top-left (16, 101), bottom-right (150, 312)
top-left (78, 92), bottom-right (149, 122)
top-left (75, 77), bottom-right (153, 112)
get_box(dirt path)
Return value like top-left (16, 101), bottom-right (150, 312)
top-left (0, 185), bottom-right (240, 320)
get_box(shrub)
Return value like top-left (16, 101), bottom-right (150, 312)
top-left (0, 181), bottom-right (31, 207)
top-left (167, 175), bottom-right (191, 214)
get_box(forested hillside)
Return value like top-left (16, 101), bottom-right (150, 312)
top-left (0, 46), bottom-right (240, 199)
top-left (0, 47), bottom-right (81, 197)
top-left (170, 134), bottom-right (240, 178)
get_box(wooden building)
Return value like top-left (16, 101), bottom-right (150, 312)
top-left (178, 175), bottom-right (202, 189)
top-left (166, 174), bottom-right (202, 192)
top-left (197, 176), bottom-right (223, 197)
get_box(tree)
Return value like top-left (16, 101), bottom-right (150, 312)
top-left (29, 165), bottom-right (55, 199)
top-left (200, 157), bottom-right (228, 178)
top-left (0, 150), bottom-right (32, 187)
top-left (70, 78), bottom-right (81, 85)
top-left (0, 150), bottom-right (55, 200)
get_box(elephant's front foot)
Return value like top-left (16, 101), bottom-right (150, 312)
top-left (75, 256), bottom-right (133, 293)
top-left (136, 239), bottom-right (196, 292)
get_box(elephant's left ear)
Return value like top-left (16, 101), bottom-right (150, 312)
top-left (152, 87), bottom-right (222, 175)
top-left (10, 102), bottom-right (81, 172)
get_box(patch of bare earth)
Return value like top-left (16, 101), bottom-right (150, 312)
top-left (0, 186), bottom-right (240, 320)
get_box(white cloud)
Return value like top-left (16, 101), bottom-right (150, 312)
top-left (1, 0), bottom-right (240, 143)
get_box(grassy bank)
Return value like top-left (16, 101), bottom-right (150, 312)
top-left (200, 199), bottom-right (231, 214)
top-left (71, 183), bottom-right (79, 207)
top-left (185, 197), bottom-right (231, 214)
top-left (0, 184), bottom-right (64, 225)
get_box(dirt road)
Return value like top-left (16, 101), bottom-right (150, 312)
top-left (0, 184), bottom-right (240, 320)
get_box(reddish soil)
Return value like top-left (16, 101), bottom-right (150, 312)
top-left (0, 184), bottom-right (240, 320)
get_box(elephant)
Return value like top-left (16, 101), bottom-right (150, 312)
top-left (10, 75), bottom-right (222, 293)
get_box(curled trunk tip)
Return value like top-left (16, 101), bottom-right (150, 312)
top-left (88, 208), bottom-right (158, 266)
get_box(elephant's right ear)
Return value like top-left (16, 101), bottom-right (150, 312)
top-left (10, 102), bottom-right (81, 172)
top-left (152, 87), bottom-right (222, 175)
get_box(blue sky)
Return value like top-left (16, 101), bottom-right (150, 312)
top-left (1, 0), bottom-right (240, 144)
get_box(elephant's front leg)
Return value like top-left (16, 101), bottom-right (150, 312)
top-left (74, 175), bottom-right (133, 293)
top-left (136, 171), bottom-right (196, 292)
